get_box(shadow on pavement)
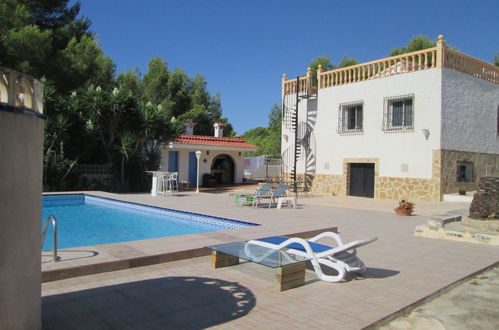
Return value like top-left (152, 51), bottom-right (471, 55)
top-left (42, 276), bottom-right (256, 329)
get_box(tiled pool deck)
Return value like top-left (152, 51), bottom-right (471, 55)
top-left (42, 190), bottom-right (498, 329)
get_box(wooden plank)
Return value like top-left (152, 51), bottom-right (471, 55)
top-left (275, 277), bottom-right (305, 292)
top-left (275, 262), bottom-right (306, 291)
top-left (211, 251), bottom-right (239, 269)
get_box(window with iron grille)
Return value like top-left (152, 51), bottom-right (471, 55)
top-left (338, 101), bottom-right (363, 134)
top-left (456, 161), bottom-right (474, 182)
top-left (383, 94), bottom-right (414, 132)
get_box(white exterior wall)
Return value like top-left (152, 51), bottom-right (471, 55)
top-left (441, 68), bottom-right (499, 154)
top-left (313, 69), bottom-right (442, 179)
top-left (160, 146), bottom-right (246, 184)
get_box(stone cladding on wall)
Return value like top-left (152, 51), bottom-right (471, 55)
top-left (297, 150), bottom-right (498, 203)
top-left (441, 150), bottom-right (499, 194)
top-left (311, 174), bottom-right (440, 202)
top-left (308, 152), bottom-right (442, 202)
top-left (310, 174), bottom-right (345, 196)
top-left (376, 177), bottom-right (441, 202)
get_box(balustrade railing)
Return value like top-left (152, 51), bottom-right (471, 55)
top-left (281, 35), bottom-right (498, 96)
top-left (0, 67), bottom-right (44, 113)
top-left (318, 47), bottom-right (438, 89)
top-left (444, 49), bottom-right (499, 84)
top-left (282, 70), bottom-right (314, 97)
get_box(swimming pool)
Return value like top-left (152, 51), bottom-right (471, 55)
top-left (42, 194), bottom-right (257, 251)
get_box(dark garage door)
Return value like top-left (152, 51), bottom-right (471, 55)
top-left (349, 163), bottom-right (375, 198)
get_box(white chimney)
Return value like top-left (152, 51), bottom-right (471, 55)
top-left (214, 122), bottom-right (224, 137)
top-left (185, 122), bottom-right (194, 135)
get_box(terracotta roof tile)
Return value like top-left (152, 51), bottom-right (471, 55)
top-left (171, 134), bottom-right (256, 149)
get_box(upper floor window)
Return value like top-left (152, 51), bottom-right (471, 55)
top-left (338, 101), bottom-right (363, 134)
top-left (383, 94), bottom-right (414, 132)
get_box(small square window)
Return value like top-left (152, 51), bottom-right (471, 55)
top-left (383, 95), bottom-right (414, 132)
top-left (456, 161), bottom-right (474, 182)
top-left (338, 101), bottom-right (363, 134)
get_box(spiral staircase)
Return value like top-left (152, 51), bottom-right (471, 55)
top-left (281, 77), bottom-right (317, 194)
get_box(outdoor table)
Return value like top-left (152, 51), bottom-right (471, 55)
top-left (206, 241), bottom-right (310, 291)
top-left (145, 171), bottom-right (168, 196)
top-left (277, 196), bottom-right (297, 209)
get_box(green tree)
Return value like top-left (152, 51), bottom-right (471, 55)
top-left (190, 74), bottom-right (210, 108)
top-left (143, 56), bottom-right (169, 105)
top-left (268, 103), bottom-right (282, 129)
top-left (207, 93), bottom-right (223, 121)
top-left (165, 67), bottom-right (191, 119)
top-left (117, 69), bottom-right (143, 96)
top-left (2, 1), bottom-right (236, 191)
top-left (19, 0), bottom-right (82, 29)
top-left (243, 104), bottom-right (281, 157)
top-left (308, 55), bottom-right (358, 86)
top-left (338, 55), bottom-right (359, 68)
top-left (309, 56), bottom-right (333, 85)
top-left (178, 104), bottom-right (211, 135)
top-left (390, 35), bottom-right (436, 56)
top-left (494, 53), bottom-right (499, 67)
top-left (0, 0), bottom-right (110, 92)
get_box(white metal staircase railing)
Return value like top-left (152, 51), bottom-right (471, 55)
top-left (41, 215), bottom-right (61, 262)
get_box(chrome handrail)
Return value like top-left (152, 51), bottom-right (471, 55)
top-left (41, 215), bottom-right (60, 262)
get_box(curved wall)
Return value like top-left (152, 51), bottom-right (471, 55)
top-left (0, 68), bottom-right (44, 330)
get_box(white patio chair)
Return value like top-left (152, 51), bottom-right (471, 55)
top-left (165, 172), bottom-right (178, 194)
top-left (157, 172), bottom-right (170, 195)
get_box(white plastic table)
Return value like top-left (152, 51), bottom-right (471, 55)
top-left (277, 196), bottom-right (297, 209)
top-left (145, 171), bottom-right (168, 196)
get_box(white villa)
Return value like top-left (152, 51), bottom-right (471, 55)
top-left (281, 35), bottom-right (499, 202)
top-left (160, 122), bottom-right (256, 187)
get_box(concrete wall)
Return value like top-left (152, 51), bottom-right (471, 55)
top-left (0, 109), bottom-right (43, 329)
top-left (314, 69), bottom-right (442, 179)
top-left (441, 68), bottom-right (499, 154)
top-left (160, 147), bottom-right (245, 184)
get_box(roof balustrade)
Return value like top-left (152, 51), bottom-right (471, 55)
top-left (282, 35), bottom-right (499, 96)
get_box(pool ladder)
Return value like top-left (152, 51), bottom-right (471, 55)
top-left (41, 215), bottom-right (61, 262)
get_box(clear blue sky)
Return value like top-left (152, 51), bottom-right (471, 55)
top-left (77, 0), bottom-right (499, 135)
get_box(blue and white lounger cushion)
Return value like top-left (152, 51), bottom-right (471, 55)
top-left (248, 232), bottom-right (377, 282)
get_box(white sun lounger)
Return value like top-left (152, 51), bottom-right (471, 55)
top-left (248, 232), bottom-right (377, 282)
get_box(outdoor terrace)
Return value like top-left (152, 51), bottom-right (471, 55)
top-left (41, 190), bottom-right (498, 329)
top-left (282, 35), bottom-right (499, 96)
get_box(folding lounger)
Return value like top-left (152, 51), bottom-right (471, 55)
top-left (247, 232), bottom-right (377, 282)
top-left (252, 184), bottom-right (289, 208)
top-left (249, 183), bottom-right (274, 206)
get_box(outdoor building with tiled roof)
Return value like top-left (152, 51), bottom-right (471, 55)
top-left (170, 134), bottom-right (257, 150)
top-left (159, 122), bottom-right (256, 187)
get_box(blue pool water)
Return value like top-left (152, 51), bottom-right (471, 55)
top-left (42, 194), bottom-right (256, 251)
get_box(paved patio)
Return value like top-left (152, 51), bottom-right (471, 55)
top-left (42, 190), bottom-right (498, 329)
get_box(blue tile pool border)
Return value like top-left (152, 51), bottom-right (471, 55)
top-left (42, 193), bottom-right (259, 229)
